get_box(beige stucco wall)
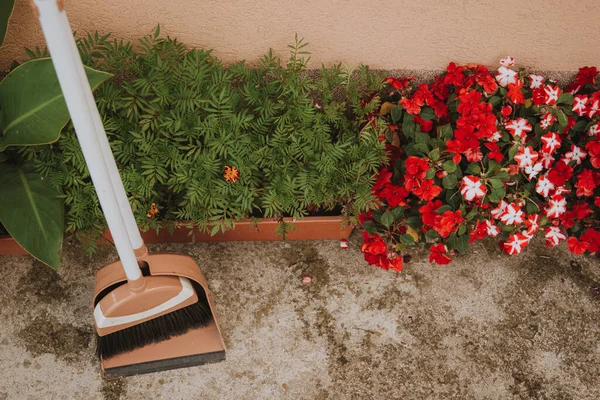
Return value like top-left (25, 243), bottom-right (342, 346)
top-left (3, 0), bottom-right (600, 71)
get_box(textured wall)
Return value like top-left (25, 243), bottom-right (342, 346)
top-left (3, 0), bottom-right (600, 71)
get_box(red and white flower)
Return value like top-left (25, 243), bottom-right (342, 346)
top-left (506, 118), bottom-right (532, 139)
top-left (541, 132), bottom-right (561, 154)
top-left (524, 162), bottom-right (543, 180)
top-left (485, 219), bottom-right (499, 236)
top-left (544, 85), bottom-right (561, 105)
top-left (500, 203), bottom-right (524, 225)
top-left (572, 95), bottom-right (589, 116)
top-left (514, 146), bottom-right (539, 168)
top-left (528, 74), bottom-right (544, 89)
top-left (491, 200), bottom-right (508, 220)
top-left (488, 131), bottom-right (502, 142)
top-left (524, 214), bottom-right (540, 236)
top-left (504, 233), bottom-right (529, 255)
top-left (460, 176), bottom-right (486, 201)
top-left (500, 56), bottom-right (515, 67)
top-left (588, 99), bottom-right (599, 118)
top-left (564, 145), bottom-right (587, 165)
top-left (545, 226), bottom-right (566, 247)
top-left (536, 174), bottom-right (555, 197)
top-left (539, 152), bottom-right (555, 169)
top-left (539, 113), bottom-right (556, 130)
top-left (545, 195), bottom-right (567, 218)
top-left (588, 123), bottom-right (599, 136)
top-left (496, 66), bottom-right (517, 87)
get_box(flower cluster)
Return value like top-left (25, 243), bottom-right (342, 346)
top-left (360, 59), bottom-right (600, 271)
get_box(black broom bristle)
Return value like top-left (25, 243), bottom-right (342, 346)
top-left (95, 282), bottom-right (213, 360)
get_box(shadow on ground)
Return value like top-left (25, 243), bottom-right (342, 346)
top-left (1, 231), bottom-right (599, 399)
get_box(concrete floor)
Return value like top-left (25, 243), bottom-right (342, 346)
top-left (0, 231), bottom-right (599, 399)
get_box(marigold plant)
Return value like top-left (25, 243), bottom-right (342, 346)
top-left (360, 58), bottom-right (600, 272)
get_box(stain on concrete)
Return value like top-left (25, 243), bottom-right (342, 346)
top-left (17, 261), bottom-right (70, 303)
top-left (16, 315), bottom-right (92, 363)
top-left (100, 377), bottom-right (126, 400)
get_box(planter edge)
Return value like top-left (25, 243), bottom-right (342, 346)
top-left (0, 235), bottom-right (28, 255)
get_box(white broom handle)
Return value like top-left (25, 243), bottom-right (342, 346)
top-left (34, 0), bottom-right (141, 282)
top-left (56, 10), bottom-right (145, 250)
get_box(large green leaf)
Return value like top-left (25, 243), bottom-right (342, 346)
top-left (0, 164), bottom-right (64, 269)
top-left (0, 0), bottom-right (15, 48)
top-left (0, 58), bottom-right (112, 151)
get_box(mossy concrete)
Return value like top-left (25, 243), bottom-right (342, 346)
top-left (1, 232), bottom-right (599, 399)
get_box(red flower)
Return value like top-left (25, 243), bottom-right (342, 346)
top-left (361, 231), bottom-right (387, 255)
top-left (532, 88), bottom-right (547, 105)
top-left (575, 169), bottom-right (597, 197)
top-left (507, 81), bottom-right (525, 104)
top-left (581, 229), bottom-right (600, 253)
top-left (434, 210), bottom-right (464, 238)
top-left (501, 105), bottom-right (512, 118)
top-left (372, 169), bottom-right (392, 195)
top-left (444, 62), bottom-right (465, 87)
top-left (379, 185), bottom-right (410, 207)
top-left (548, 162), bottom-right (573, 186)
top-left (400, 98), bottom-right (422, 115)
top-left (384, 77), bottom-right (413, 90)
top-left (412, 179), bottom-right (443, 201)
top-left (504, 233), bottom-right (529, 255)
top-left (567, 237), bottom-right (590, 255)
top-left (419, 200), bottom-right (443, 227)
top-left (414, 115), bottom-right (434, 133)
top-left (485, 142), bottom-right (503, 162)
top-left (429, 243), bottom-right (452, 264)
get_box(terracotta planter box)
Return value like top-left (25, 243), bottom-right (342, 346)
top-left (0, 235), bottom-right (28, 255)
top-left (103, 216), bottom-right (354, 244)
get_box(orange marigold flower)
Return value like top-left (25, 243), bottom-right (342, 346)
top-left (147, 203), bottom-right (158, 218)
top-left (224, 165), bottom-right (240, 183)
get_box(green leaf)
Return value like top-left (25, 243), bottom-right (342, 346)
top-left (429, 148), bottom-right (440, 161)
top-left (508, 145), bottom-right (519, 161)
top-left (154, 24), bottom-right (161, 39)
top-left (490, 186), bottom-right (506, 202)
top-left (443, 160), bottom-right (457, 173)
top-left (391, 206), bottom-right (404, 220)
top-left (488, 178), bottom-right (504, 188)
top-left (425, 168), bottom-right (435, 179)
top-left (487, 160), bottom-right (501, 174)
top-left (458, 224), bottom-right (467, 235)
top-left (425, 229), bottom-right (439, 241)
top-left (557, 93), bottom-right (574, 105)
top-left (556, 108), bottom-right (568, 128)
top-left (414, 143), bottom-right (430, 154)
top-left (442, 173), bottom-right (458, 189)
top-left (361, 221), bottom-right (377, 234)
top-left (391, 105), bottom-right (403, 123)
top-left (494, 171), bottom-right (510, 181)
top-left (0, 0), bottom-right (14, 48)
top-left (0, 59), bottom-right (112, 151)
top-left (405, 216), bottom-right (422, 229)
top-left (0, 164), bottom-right (63, 269)
top-left (419, 107), bottom-right (436, 120)
top-left (400, 234), bottom-right (415, 245)
top-left (456, 234), bottom-right (469, 253)
top-left (402, 115), bottom-right (416, 140)
top-left (381, 210), bottom-right (394, 228)
top-left (466, 163), bottom-right (481, 175)
top-left (438, 124), bottom-right (453, 141)
top-left (436, 205), bottom-right (453, 214)
top-left (488, 96), bottom-right (501, 106)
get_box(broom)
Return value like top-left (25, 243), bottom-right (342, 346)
top-left (33, 0), bottom-right (213, 361)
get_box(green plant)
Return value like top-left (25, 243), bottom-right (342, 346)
top-left (0, 3), bottom-right (110, 268)
top-left (21, 29), bottom-right (387, 252)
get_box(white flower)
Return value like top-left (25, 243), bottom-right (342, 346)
top-left (545, 226), bottom-right (566, 247)
top-left (491, 200), bottom-right (508, 220)
top-left (588, 99), bottom-right (599, 118)
top-left (541, 132), bottom-right (561, 154)
top-left (500, 203), bottom-right (524, 225)
top-left (488, 131), bottom-right (502, 142)
top-left (528, 74), bottom-right (544, 89)
top-left (460, 176), bottom-right (486, 201)
top-left (506, 118), bottom-right (532, 139)
top-left (539, 152), bottom-right (555, 169)
top-left (496, 66), bottom-right (518, 87)
top-left (535, 175), bottom-right (554, 197)
top-left (588, 123), bottom-right (600, 136)
top-left (514, 146), bottom-right (539, 168)
top-left (564, 145), bottom-right (586, 165)
top-left (485, 220), bottom-right (499, 236)
top-left (572, 95), bottom-right (588, 116)
top-left (500, 56), bottom-right (515, 67)
top-left (545, 195), bottom-right (566, 218)
top-left (524, 162), bottom-right (543, 180)
top-left (544, 85), bottom-right (561, 105)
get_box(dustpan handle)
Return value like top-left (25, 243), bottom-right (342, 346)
top-left (56, 9), bottom-right (146, 253)
top-left (34, 0), bottom-right (142, 282)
